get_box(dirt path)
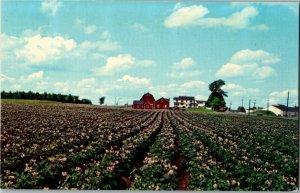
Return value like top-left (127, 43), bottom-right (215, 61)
top-left (174, 136), bottom-right (189, 190)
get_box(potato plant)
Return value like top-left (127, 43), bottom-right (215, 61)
top-left (1, 103), bottom-right (298, 190)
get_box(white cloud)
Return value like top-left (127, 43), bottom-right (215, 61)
top-left (164, 5), bottom-right (209, 28)
top-left (0, 74), bottom-right (16, 83)
top-left (84, 25), bottom-right (97, 34)
top-left (270, 89), bottom-right (298, 98)
top-left (216, 63), bottom-right (257, 77)
top-left (41, 0), bottom-right (63, 16)
top-left (170, 57), bottom-right (202, 79)
top-left (132, 23), bottom-right (148, 32)
top-left (74, 18), bottom-right (84, 26)
top-left (222, 82), bottom-right (260, 97)
top-left (79, 39), bottom-right (120, 52)
top-left (20, 71), bottom-right (44, 83)
top-left (117, 75), bottom-right (151, 86)
top-left (269, 89), bottom-right (298, 104)
top-left (172, 57), bottom-right (195, 69)
top-left (253, 66), bottom-right (277, 79)
top-left (216, 49), bottom-right (279, 79)
top-left (164, 5), bottom-right (259, 29)
top-left (0, 33), bottom-right (24, 62)
top-left (231, 2), bottom-right (299, 15)
top-left (93, 54), bottom-right (155, 76)
top-left (78, 78), bottom-right (96, 88)
top-left (182, 80), bottom-right (206, 89)
top-left (94, 54), bottom-right (135, 75)
top-left (223, 83), bottom-right (242, 90)
top-left (27, 71), bottom-right (44, 81)
top-left (53, 81), bottom-right (70, 93)
top-left (15, 34), bottom-right (76, 64)
top-left (170, 71), bottom-right (202, 79)
top-left (250, 24), bottom-right (269, 31)
top-left (230, 49), bottom-right (280, 64)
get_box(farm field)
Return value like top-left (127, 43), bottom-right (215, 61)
top-left (0, 103), bottom-right (298, 190)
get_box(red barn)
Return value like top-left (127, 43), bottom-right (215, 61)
top-left (132, 93), bottom-right (170, 110)
top-left (141, 93), bottom-right (155, 109)
top-left (155, 97), bottom-right (170, 109)
top-left (132, 92), bottom-right (155, 109)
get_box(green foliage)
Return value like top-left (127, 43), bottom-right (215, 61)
top-left (1, 90), bottom-right (92, 104)
top-left (206, 79), bottom-right (228, 111)
top-left (187, 107), bottom-right (213, 113)
top-left (252, 110), bottom-right (276, 116)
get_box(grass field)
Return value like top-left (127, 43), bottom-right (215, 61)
top-left (187, 107), bottom-right (214, 113)
top-left (1, 99), bottom-right (58, 104)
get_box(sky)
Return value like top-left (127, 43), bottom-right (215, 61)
top-left (0, 0), bottom-right (299, 108)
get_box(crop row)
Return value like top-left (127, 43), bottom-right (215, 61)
top-left (1, 103), bottom-right (298, 190)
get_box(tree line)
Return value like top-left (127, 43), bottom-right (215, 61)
top-left (1, 90), bottom-right (92, 104)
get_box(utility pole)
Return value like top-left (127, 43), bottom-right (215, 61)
top-left (242, 97), bottom-right (244, 107)
top-left (229, 101), bottom-right (232, 112)
top-left (286, 91), bottom-right (289, 117)
top-left (253, 100), bottom-right (256, 109)
top-left (267, 99), bottom-right (269, 111)
top-left (248, 99), bottom-right (251, 115)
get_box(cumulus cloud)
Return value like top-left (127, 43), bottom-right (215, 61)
top-left (170, 57), bottom-right (202, 79)
top-left (172, 57), bottom-right (195, 69)
top-left (15, 34), bottom-right (76, 64)
top-left (231, 2), bottom-right (299, 15)
top-left (20, 71), bottom-right (44, 83)
top-left (164, 5), bottom-right (209, 28)
top-left (216, 49), bottom-right (279, 79)
top-left (182, 80), bottom-right (206, 89)
top-left (93, 54), bottom-right (155, 76)
top-left (84, 25), bottom-right (97, 34)
top-left (117, 75), bottom-right (151, 86)
top-left (53, 81), bottom-right (71, 93)
top-left (253, 66), bottom-right (277, 79)
top-left (0, 33), bottom-right (24, 62)
top-left (269, 89), bottom-right (298, 104)
top-left (164, 5), bottom-right (260, 30)
top-left (222, 83), bottom-right (260, 97)
top-left (230, 49), bottom-right (280, 64)
top-left (78, 78), bottom-right (96, 88)
top-left (216, 63), bottom-right (257, 77)
top-left (41, 0), bottom-right (63, 16)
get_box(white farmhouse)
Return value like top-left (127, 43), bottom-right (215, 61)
top-left (173, 96), bottom-right (196, 108)
top-left (263, 104), bottom-right (298, 117)
top-left (173, 96), bottom-right (206, 108)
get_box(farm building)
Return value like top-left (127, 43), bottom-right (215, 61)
top-left (132, 92), bottom-right (170, 109)
top-left (196, 100), bottom-right (206, 107)
top-left (156, 97), bottom-right (170, 109)
top-left (174, 96), bottom-right (196, 108)
top-left (174, 96), bottom-right (205, 108)
top-left (263, 104), bottom-right (299, 117)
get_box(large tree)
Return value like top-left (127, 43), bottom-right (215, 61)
top-left (206, 79), bottom-right (228, 111)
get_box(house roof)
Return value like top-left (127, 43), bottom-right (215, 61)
top-left (140, 92), bottom-right (155, 101)
top-left (133, 100), bottom-right (144, 105)
top-left (156, 97), bottom-right (169, 102)
top-left (273, 104), bottom-right (299, 112)
top-left (173, 96), bottom-right (195, 100)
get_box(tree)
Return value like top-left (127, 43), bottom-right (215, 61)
top-left (206, 79), bottom-right (228, 111)
top-left (237, 106), bottom-right (246, 113)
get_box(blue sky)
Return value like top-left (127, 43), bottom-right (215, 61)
top-left (1, 1), bottom-right (298, 108)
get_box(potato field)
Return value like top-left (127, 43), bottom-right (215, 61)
top-left (1, 103), bottom-right (298, 190)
